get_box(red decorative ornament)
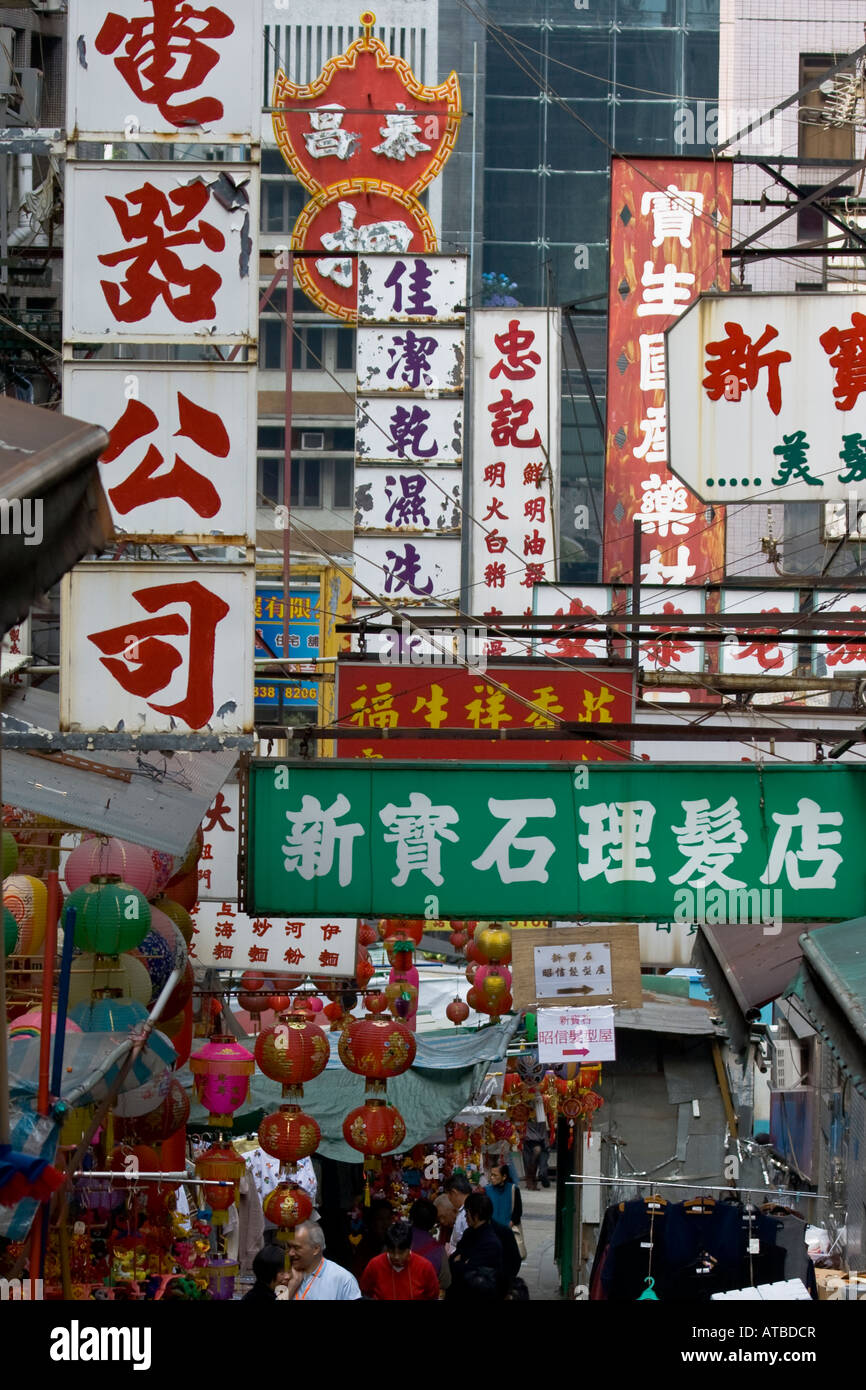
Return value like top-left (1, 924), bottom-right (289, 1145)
top-left (342, 1098), bottom-right (406, 1157)
top-left (323, 1001), bottom-right (347, 1029)
top-left (358, 922), bottom-right (378, 947)
top-left (465, 963), bottom-right (478, 986)
top-left (466, 986), bottom-right (481, 1011)
top-left (449, 930), bottom-right (468, 951)
top-left (266, 992), bottom-right (292, 1013)
top-left (364, 992), bottom-right (388, 1015)
top-left (254, 1014), bottom-right (330, 1099)
top-left (465, 940), bottom-right (484, 966)
top-left (445, 998), bottom-right (470, 1026)
top-left (338, 1016), bottom-right (416, 1080)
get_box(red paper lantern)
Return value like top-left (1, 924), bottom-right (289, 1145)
top-left (162, 959), bottom-right (194, 1018)
top-left (263, 1183), bottom-right (313, 1240)
top-left (467, 986), bottom-right (481, 1011)
top-left (465, 940), bottom-right (484, 965)
top-left (449, 930), bottom-right (468, 951)
top-left (364, 992), bottom-right (388, 1015)
top-left (116, 1078), bottom-right (190, 1144)
top-left (338, 1015), bottom-right (416, 1079)
top-left (358, 922), bottom-right (378, 947)
top-left (163, 866), bottom-right (199, 911)
top-left (254, 1014), bottom-right (330, 1098)
top-left (195, 1142), bottom-right (246, 1224)
top-left (354, 955), bottom-right (375, 989)
top-left (258, 1104), bottom-right (321, 1165)
top-left (267, 992), bottom-right (292, 1013)
top-left (343, 1098), bottom-right (406, 1157)
top-left (446, 997), bottom-right (470, 1025)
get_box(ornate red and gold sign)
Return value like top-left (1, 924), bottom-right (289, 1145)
top-left (271, 10), bottom-right (461, 320)
top-left (603, 158), bottom-right (732, 586)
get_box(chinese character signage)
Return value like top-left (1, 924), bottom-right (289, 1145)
top-left (667, 292), bottom-right (866, 503)
top-left (255, 584), bottom-right (320, 709)
top-left (816, 593), bottom-right (866, 675)
top-left (534, 942), bottom-right (611, 1000)
top-left (60, 563), bottom-right (255, 733)
top-left (719, 590), bottom-right (799, 680)
top-left (67, 0), bottom-right (263, 141)
top-left (352, 536), bottom-right (461, 607)
top-left (190, 900), bottom-right (357, 974)
top-left (63, 363), bottom-right (256, 542)
top-left (272, 15), bottom-right (461, 320)
top-left (1, 617), bottom-right (29, 682)
top-left (64, 163), bottom-right (258, 343)
top-left (532, 582), bottom-right (705, 675)
top-left (536, 1006), bottom-right (617, 1063)
top-left (605, 158), bottom-right (731, 585)
top-left (198, 783), bottom-right (240, 902)
top-left (354, 253), bottom-right (467, 612)
top-left (354, 467), bottom-right (462, 533)
top-left (245, 761), bottom-right (865, 921)
top-left (335, 663), bottom-right (635, 761)
top-left (471, 310), bottom-right (561, 626)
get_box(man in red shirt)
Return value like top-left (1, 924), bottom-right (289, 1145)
top-left (360, 1220), bottom-right (440, 1301)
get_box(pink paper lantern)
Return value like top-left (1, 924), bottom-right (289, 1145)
top-left (190, 1035), bottom-right (255, 1126)
top-left (65, 836), bottom-right (157, 898)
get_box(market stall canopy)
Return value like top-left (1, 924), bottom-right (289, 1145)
top-left (691, 922), bottom-right (830, 1057)
top-left (785, 917), bottom-right (866, 1099)
top-left (1, 687), bottom-right (238, 855)
top-left (0, 395), bottom-right (112, 636)
top-left (185, 1020), bottom-right (519, 1163)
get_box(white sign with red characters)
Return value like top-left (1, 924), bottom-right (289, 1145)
top-left (719, 589), bottom-right (799, 680)
top-left (67, 0), bottom-right (263, 142)
top-left (60, 563), bottom-right (255, 733)
top-left (63, 363), bottom-right (256, 542)
top-left (64, 162), bottom-right (258, 343)
top-left (189, 903), bottom-right (357, 974)
top-left (536, 1005), bottom-right (616, 1064)
top-left (816, 593), bottom-right (866, 676)
top-left (197, 782), bottom-right (241, 902)
top-left (470, 310), bottom-right (561, 640)
top-left (667, 292), bottom-right (866, 503)
top-left (1, 617), bottom-right (30, 681)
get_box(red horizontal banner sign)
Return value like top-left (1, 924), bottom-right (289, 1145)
top-left (335, 663), bottom-right (634, 761)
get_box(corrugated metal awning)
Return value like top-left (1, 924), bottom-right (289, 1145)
top-left (613, 993), bottom-right (718, 1036)
top-left (1, 688), bottom-right (237, 855)
top-left (691, 921), bottom-right (831, 1057)
top-left (0, 396), bottom-right (112, 636)
top-left (786, 918), bottom-right (866, 1097)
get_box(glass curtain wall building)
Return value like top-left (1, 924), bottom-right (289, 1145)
top-left (474, 0), bottom-right (720, 581)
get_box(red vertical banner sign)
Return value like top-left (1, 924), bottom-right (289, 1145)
top-left (603, 158), bottom-right (732, 585)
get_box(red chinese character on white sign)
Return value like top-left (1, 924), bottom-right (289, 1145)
top-left (95, 1), bottom-right (235, 126)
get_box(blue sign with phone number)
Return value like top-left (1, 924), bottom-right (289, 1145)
top-left (255, 585), bottom-right (319, 709)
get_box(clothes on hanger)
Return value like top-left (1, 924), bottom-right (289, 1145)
top-left (590, 1193), bottom-right (815, 1302)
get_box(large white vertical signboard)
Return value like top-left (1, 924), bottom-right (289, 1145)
top-left (67, 0), bottom-right (263, 142)
top-left (471, 310), bottom-right (561, 642)
top-left (64, 163), bottom-right (258, 343)
top-left (63, 363), bottom-right (256, 542)
top-left (60, 564), bottom-right (255, 734)
top-left (354, 254), bottom-right (467, 610)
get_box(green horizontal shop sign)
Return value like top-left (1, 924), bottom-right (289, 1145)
top-left (244, 761), bottom-right (866, 922)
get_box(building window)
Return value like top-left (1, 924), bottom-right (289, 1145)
top-left (799, 56), bottom-right (856, 162)
top-left (292, 326), bottom-right (324, 370)
top-left (333, 457), bottom-right (353, 508)
top-left (335, 328), bottom-right (356, 371)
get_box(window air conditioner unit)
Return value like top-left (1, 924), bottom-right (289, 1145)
top-left (301, 431), bottom-right (324, 450)
top-left (768, 1022), bottom-right (805, 1090)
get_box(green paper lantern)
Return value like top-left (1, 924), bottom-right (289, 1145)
top-left (65, 878), bottom-right (151, 955)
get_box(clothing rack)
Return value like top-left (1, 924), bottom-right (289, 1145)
top-left (565, 1175), bottom-right (827, 1201)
